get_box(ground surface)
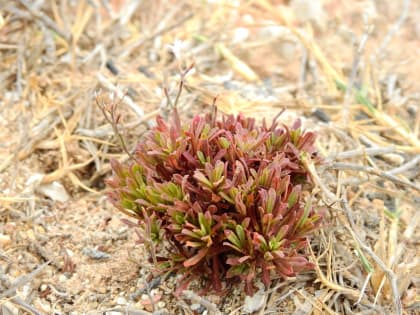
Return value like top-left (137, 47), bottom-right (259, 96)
top-left (0, 1), bottom-right (419, 314)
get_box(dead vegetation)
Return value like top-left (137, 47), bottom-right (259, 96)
top-left (0, 0), bottom-right (419, 314)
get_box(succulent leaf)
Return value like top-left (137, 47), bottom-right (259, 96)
top-left (107, 109), bottom-right (322, 295)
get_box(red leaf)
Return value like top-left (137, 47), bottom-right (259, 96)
top-left (183, 248), bottom-right (208, 267)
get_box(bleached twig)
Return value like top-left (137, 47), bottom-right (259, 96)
top-left (374, 0), bottom-right (411, 60)
top-left (18, 0), bottom-right (71, 41)
top-left (182, 290), bottom-right (222, 315)
top-left (342, 25), bottom-right (372, 125)
top-left (0, 261), bottom-right (50, 299)
top-left (386, 155), bottom-right (420, 175)
top-left (96, 73), bottom-right (145, 118)
top-left (341, 195), bottom-right (402, 315)
top-left (330, 146), bottom-right (397, 160)
top-left (326, 162), bottom-right (420, 192)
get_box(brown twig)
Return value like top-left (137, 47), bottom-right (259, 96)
top-left (96, 94), bottom-right (137, 162)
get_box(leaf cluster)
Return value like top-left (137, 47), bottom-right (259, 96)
top-left (106, 108), bottom-right (322, 295)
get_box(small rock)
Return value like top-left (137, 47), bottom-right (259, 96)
top-left (116, 296), bottom-right (127, 305)
top-left (82, 247), bottom-right (110, 260)
top-left (243, 288), bottom-right (267, 313)
top-left (36, 181), bottom-right (69, 202)
top-left (58, 274), bottom-right (68, 283)
top-left (190, 303), bottom-right (201, 311)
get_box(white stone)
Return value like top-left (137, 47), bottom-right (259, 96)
top-left (36, 181), bottom-right (70, 202)
top-left (243, 288), bottom-right (267, 313)
top-left (116, 296), bottom-right (127, 305)
top-left (190, 303), bottom-right (201, 311)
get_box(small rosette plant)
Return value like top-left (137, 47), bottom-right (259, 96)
top-left (106, 108), bottom-right (322, 295)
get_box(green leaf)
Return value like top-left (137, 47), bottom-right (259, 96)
top-left (226, 230), bottom-right (242, 249)
top-left (198, 212), bottom-right (212, 235)
top-left (174, 213), bottom-right (185, 224)
top-left (235, 225), bottom-right (245, 246)
top-left (218, 137), bottom-right (230, 149)
top-left (296, 199), bottom-right (312, 229)
top-left (212, 160), bottom-right (225, 182)
top-left (291, 129), bottom-right (301, 145)
top-left (226, 263), bottom-right (249, 278)
top-left (194, 171), bottom-right (212, 188)
top-left (197, 151), bottom-right (206, 164)
top-left (335, 79), bottom-right (375, 113)
top-left (219, 191), bottom-right (234, 204)
top-left (287, 190), bottom-right (299, 209)
top-left (355, 248), bottom-right (374, 273)
top-left (266, 188), bottom-right (276, 213)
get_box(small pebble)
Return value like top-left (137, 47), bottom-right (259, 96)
top-left (243, 288), bottom-right (267, 313)
top-left (105, 60), bottom-right (119, 75)
top-left (190, 303), bottom-right (201, 311)
top-left (311, 108), bottom-right (330, 122)
top-left (116, 296), bottom-right (127, 305)
top-left (82, 247), bottom-right (110, 260)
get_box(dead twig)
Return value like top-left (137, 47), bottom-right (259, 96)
top-left (96, 73), bottom-right (145, 118)
top-left (374, 0), bottom-right (411, 60)
top-left (341, 194), bottom-right (402, 315)
top-left (325, 162), bottom-right (420, 192)
top-left (342, 24), bottom-right (372, 125)
top-left (9, 296), bottom-right (46, 315)
top-left (386, 155), bottom-right (420, 175)
top-left (330, 146), bottom-right (397, 160)
top-left (18, 0), bottom-right (71, 41)
top-left (182, 290), bottom-right (222, 315)
top-left (0, 261), bottom-right (50, 300)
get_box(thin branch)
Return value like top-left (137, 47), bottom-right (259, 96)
top-left (386, 155), bottom-right (420, 175)
top-left (173, 63), bottom-right (195, 108)
top-left (0, 261), bottom-right (50, 299)
top-left (96, 73), bottom-right (145, 118)
top-left (342, 25), bottom-right (372, 125)
top-left (182, 290), bottom-right (222, 315)
top-left (330, 146), bottom-right (397, 160)
top-left (341, 194), bottom-right (402, 315)
top-left (374, 0), bottom-right (411, 60)
top-left (10, 297), bottom-right (46, 315)
top-left (96, 96), bottom-right (137, 162)
top-left (326, 162), bottom-right (420, 192)
top-left (18, 0), bottom-right (71, 41)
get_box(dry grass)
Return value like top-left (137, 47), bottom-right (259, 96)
top-left (0, 0), bottom-right (419, 314)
